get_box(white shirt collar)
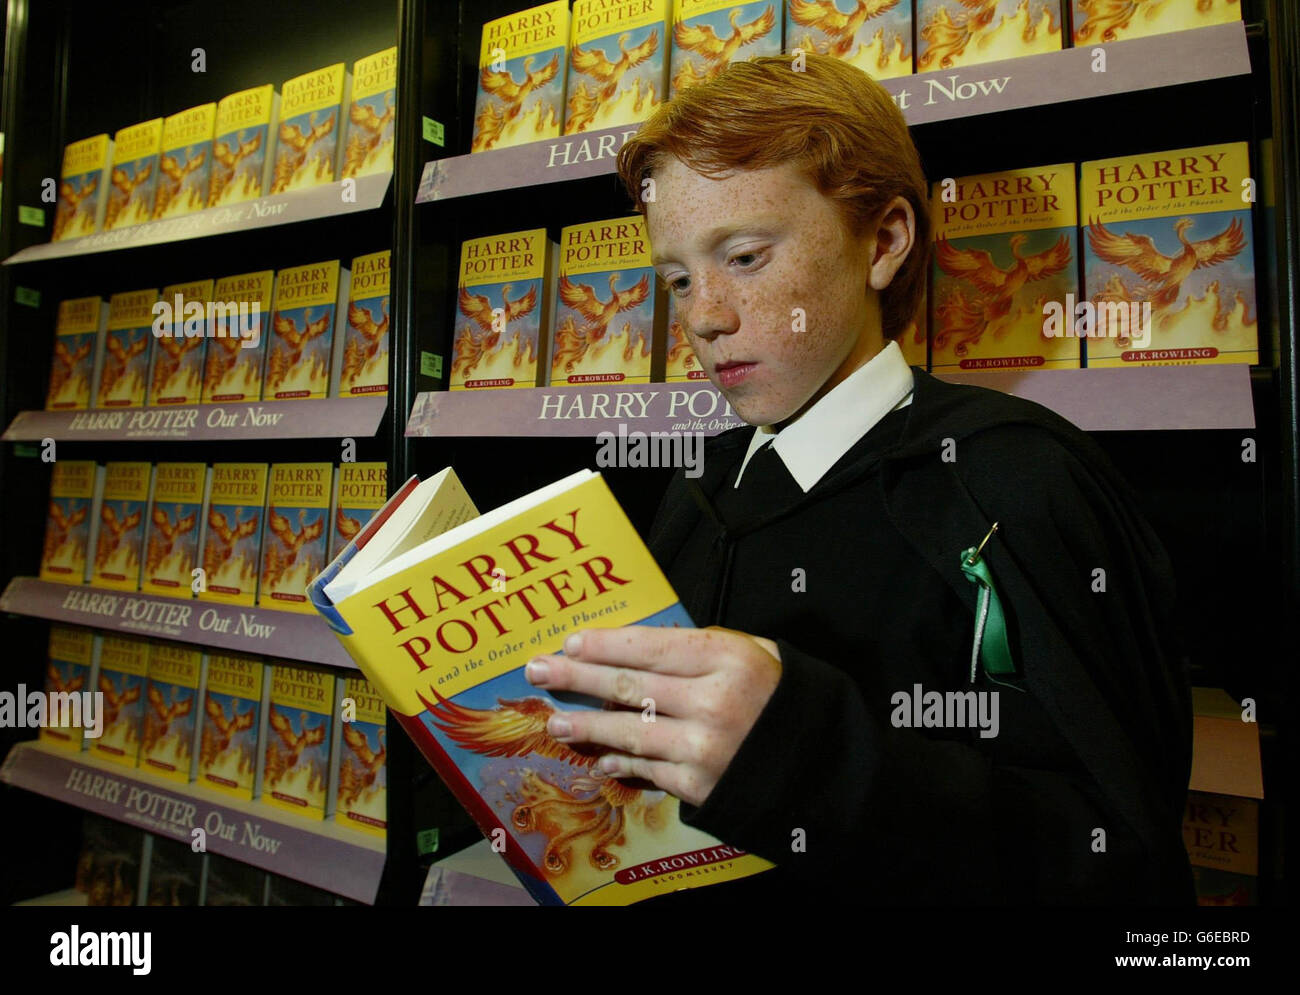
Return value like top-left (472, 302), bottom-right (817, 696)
top-left (734, 338), bottom-right (915, 493)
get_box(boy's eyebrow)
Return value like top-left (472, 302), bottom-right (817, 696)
top-left (651, 220), bottom-right (782, 267)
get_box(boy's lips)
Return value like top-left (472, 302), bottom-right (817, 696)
top-left (714, 360), bottom-right (758, 388)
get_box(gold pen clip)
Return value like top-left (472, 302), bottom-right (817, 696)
top-left (964, 521), bottom-right (999, 566)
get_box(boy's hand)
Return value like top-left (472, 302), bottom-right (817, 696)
top-left (524, 626), bottom-right (782, 807)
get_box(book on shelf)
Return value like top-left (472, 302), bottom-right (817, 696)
top-left (551, 215), bottom-right (664, 386)
top-left (148, 278), bottom-right (212, 406)
top-left (917, 0), bottom-right (1063, 72)
top-left (53, 134), bottom-right (112, 241)
top-left (105, 118), bottom-right (163, 231)
top-left (308, 466), bottom-right (773, 905)
top-left (337, 674), bottom-right (387, 837)
top-left (39, 624), bottom-right (97, 752)
top-left (273, 63), bottom-right (350, 193)
top-left (670, 0), bottom-right (781, 96)
top-left (340, 250), bottom-right (391, 397)
top-left (263, 259), bottom-right (350, 401)
top-left (91, 461), bottom-right (151, 591)
top-left (80, 816), bottom-right (144, 906)
top-left (1080, 141), bottom-right (1257, 367)
top-left (564, 0), bottom-right (670, 135)
top-left (92, 634), bottom-right (150, 769)
top-left (198, 651), bottom-right (268, 800)
top-left (202, 269), bottom-right (275, 403)
top-left (98, 289), bottom-right (158, 409)
top-left (209, 84), bottom-right (279, 207)
top-left (41, 461), bottom-right (101, 584)
top-left (261, 661), bottom-right (342, 820)
top-left (45, 296), bottom-right (108, 411)
top-left (141, 462), bottom-right (208, 597)
top-left (785, 0), bottom-right (914, 79)
top-left (198, 462), bottom-right (268, 607)
top-left (332, 462), bottom-right (388, 560)
top-left (343, 47), bottom-right (397, 179)
top-left (472, 1), bottom-right (571, 152)
top-left (200, 852), bottom-right (267, 906)
top-left (259, 463), bottom-right (333, 613)
top-left (1071, 0), bottom-right (1240, 45)
top-left (930, 162), bottom-right (1080, 371)
top-left (663, 296), bottom-right (705, 381)
top-left (140, 640), bottom-right (205, 783)
top-left (898, 288), bottom-right (930, 369)
top-left (140, 834), bottom-right (202, 905)
top-left (451, 229), bottom-right (556, 390)
top-left (154, 102), bottom-right (216, 220)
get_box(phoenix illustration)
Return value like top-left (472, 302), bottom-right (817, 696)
top-left (342, 299), bottom-right (389, 385)
top-left (672, 5), bottom-right (776, 91)
top-left (44, 501), bottom-right (88, 565)
top-left (266, 309), bottom-right (331, 390)
top-left (203, 507), bottom-right (259, 577)
top-left (571, 31), bottom-right (660, 106)
top-left (47, 664), bottom-right (86, 696)
top-left (452, 284), bottom-right (538, 377)
top-left (95, 504), bottom-right (142, 571)
top-left (474, 53), bottom-right (561, 151)
top-left (150, 333), bottom-right (204, 397)
top-left (666, 319), bottom-right (698, 371)
top-left (99, 333), bottom-right (150, 399)
top-left (154, 151), bottom-right (207, 215)
top-left (203, 334), bottom-right (245, 395)
top-left (788, 0), bottom-right (903, 57)
top-left (105, 165), bottom-right (154, 228)
top-left (143, 684), bottom-right (194, 753)
top-left (918, 0), bottom-right (1002, 71)
top-left (200, 696), bottom-right (255, 768)
top-left (272, 111), bottom-right (336, 193)
top-left (343, 94), bottom-right (395, 178)
top-left (53, 178), bottom-right (99, 239)
top-left (98, 674), bottom-right (141, 730)
top-left (264, 706), bottom-right (326, 788)
top-left (335, 507), bottom-right (363, 546)
top-left (338, 724), bottom-right (386, 805)
top-left (145, 505), bottom-right (197, 576)
top-left (261, 506), bottom-right (324, 589)
top-left (209, 130), bottom-right (263, 202)
top-left (48, 338), bottom-right (93, 400)
top-left (550, 274), bottom-right (651, 374)
top-left (1074, 0), bottom-right (1230, 43)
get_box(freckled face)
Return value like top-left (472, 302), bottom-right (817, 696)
top-left (646, 156), bottom-right (879, 428)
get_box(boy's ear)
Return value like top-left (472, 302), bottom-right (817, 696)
top-left (868, 196), bottom-right (916, 292)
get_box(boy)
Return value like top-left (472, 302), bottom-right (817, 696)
top-left (523, 54), bottom-right (1194, 904)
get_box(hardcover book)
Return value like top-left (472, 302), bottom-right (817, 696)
top-left (309, 467), bottom-right (773, 905)
top-left (663, 296), bottom-right (705, 381)
top-left (552, 215), bottom-right (663, 385)
top-left (564, 0), bottom-right (670, 135)
top-left (332, 462), bottom-right (388, 560)
top-left (1080, 142), bottom-right (1256, 366)
top-left (40, 460), bottom-right (100, 584)
top-left (105, 118), bottom-right (163, 231)
top-left (141, 463), bottom-right (208, 596)
top-left (141, 834), bottom-right (202, 905)
top-left (264, 259), bottom-right (348, 400)
top-left (148, 278), bottom-right (212, 405)
top-left (202, 269), bottom-right (274, 403)
top-left (452, 229), bottom-right (554, 390)
top-left (785, 0), bottom-right (913, 80)
top-left (154, 103), bottom-right (216, 219)
top-left (262, 662), bottom-right (340, 819)
top-left (53, 134), bottom-right (112, 241)
top-left (273, 63), bottom-right (349, 193)
top-left (92, 634), bottom-right (150, 768)
top-left (340, 250), bottom-right (390, 396)
top-left (471, 1), bottom-right (571, 152)
top-left (670, 0), bottom-right (782, 97)
top-left (198, 651), bottom-right (267, 799)
top-left (46, 296), bottom-right (107, 410)
top-left (199, 462), bottom-right (268, 606)
top-left (141, 640), bottom-right (204, 782)
top-left (39, 624), bottom-right (96, 752)
top-left (930, 162), bottom-right (1080, 371)
top-left (260, 463), bottom-right (333, 612)
top-left (99, 289), bottom-right (158, 408)
top-left (343, 47), bottom-right (397, 179)
top-left (91, 461), bottom-right (152, 590)
top-left (209, 84), bottom-right (279, 206)
top-left (917, 0), bottom-right (1063, 72)
top-left (337, 674), bottom-right (387, 836)
top-left (1072, 0), bottom-right (1240, 45)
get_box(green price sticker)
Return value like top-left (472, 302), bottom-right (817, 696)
top-left (18, 206), bottom-right (45, 227)
top-left (417, 828), bottom-right (440, 856)
top-left (422, 116), bottom-right (445, 147)
top-left (421, 351), bottom-right (443, 378)
top-left (15, 286), bottom-right (41, 308)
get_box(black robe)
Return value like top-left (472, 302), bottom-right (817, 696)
top-left (645, 368), bottom-right (1195, 905)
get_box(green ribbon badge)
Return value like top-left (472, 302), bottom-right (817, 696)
top-left (960, 522), bottom-right (1017, 684)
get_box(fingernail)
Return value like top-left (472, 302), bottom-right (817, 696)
top-left (525, 660), bottom-right (549, 685)
top-left (598, 756), bottom-right (620, 775)
top-left (563, 632), bottom-right (583, 657)
top-left (547, 715), bottom-right (572, 739)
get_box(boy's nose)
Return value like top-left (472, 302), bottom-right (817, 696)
top-left (685, 280), bottom-right (740, 341)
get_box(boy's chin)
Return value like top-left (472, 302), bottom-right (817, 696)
top-left (723, 391), bottom-right (797, 429)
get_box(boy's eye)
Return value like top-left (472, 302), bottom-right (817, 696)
top-left (666, 275), bottom-right (690, 295)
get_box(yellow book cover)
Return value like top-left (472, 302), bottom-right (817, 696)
top-left (663, 296), bottom-right (705, 381)
top-left (40, 625), bottom-right (96, 752)
top-left (264, 260), bottom-right (341, 400)
top-left (210, 84), bottom-right (277, 206)
top-left (201, 463), bottom-right (268, 606)
top-left (1081, 142), bottom-right (1256, 366)
top-left (472, 0), bottom-right (570, 152)
top-left (263, 662), bottom-right (337, 818)
top-left (155, 103), bottom-right (216, 219)
top-left (786, 0), bottom-right (913, 80)
top-left (203, 270), bottom-right (273, 403)
top-left (93, 634), bottom-right (150, 767)
top-left (337, 675), bottom-right (387, 836)
top-left (41, 460), bottom-right (98, 584)
top-left (55, 134), bottom-right (111, 240)
top-left (199, 652), bottom-right (265, 799)
top-left (100, 289), bottom-right (158, 408)
top-left (670, 0), bottom-right (781, 96)
top-left (141, 462), bottom-right (206, 596)
top-left (141, 641), bottom-right (203, 782)
top-left (332, 462), bottom-right (388, 560)
top-left (92, 461), bottom-right (152, 590)
top-left (340, 251), bottom-right (390, 396)
top-left (565, 0), bottom-right (669, 134)
top-left (552, 216), bottom-right (661, 385)
top-left (452, 230), bottom-right (550, 389)
top-left (46, 297), bottom-right (103, 410)
top-left (343, 47), bottom-right (397, 178)
top-left (917, 0), bottom-right (1063, 72)
top-left (106, 118), bottom-right (164, 230)
top-left (315, 468), bottom-right (773, 905)
top-left (899, 288), bottom-right (929, 368)
top-left (273, 63), bottom-right (346, 193)
top-left (1073, 0), bottom-right (1240, 45)
top-left (931, 163), bottom-right (1080, 371)
top-left (149, 278), bottom-right (212, 405)
top-left (260, 463), bottom-right (332, 612)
